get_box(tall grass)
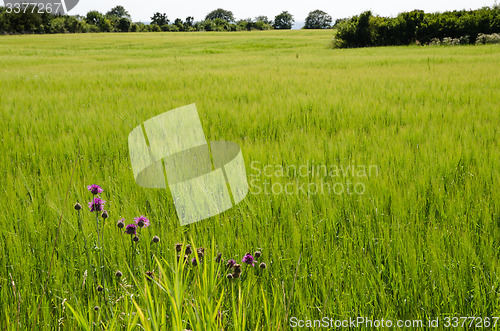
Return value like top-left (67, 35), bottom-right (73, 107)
top-left (0, 30), bottom-right (499, 329)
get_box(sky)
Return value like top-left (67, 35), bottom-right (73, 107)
top-left (69, 0), bottom-right (494, 25)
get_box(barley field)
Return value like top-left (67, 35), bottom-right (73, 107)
top-left (1, 30), bottom-right (500, 329)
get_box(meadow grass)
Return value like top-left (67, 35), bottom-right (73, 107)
top-left (0, 30), bottom-right (500, 329)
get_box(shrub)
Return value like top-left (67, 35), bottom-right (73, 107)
top-left (333, 6), bottom-right (500, 48)
top-left (476, 33), bottom-right (500, 44)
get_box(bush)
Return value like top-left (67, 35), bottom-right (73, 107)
top-left (47, 16), bottom-right (67, 34)
top-left (476, 33), bottom-right (500, 44)
top-left (333, 6), bottom-right (500, 48)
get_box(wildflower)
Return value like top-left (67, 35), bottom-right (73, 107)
top-left (124, 224), bottom-right (137, 235)
top-left (254, 251), bottom-right (262, 258)
top-left (233, 264), bottom-right (241, 274)
top-left (94, 306), bottom-right (100, 312)
top-left (87, 184), bottom-right (103, 195)
top-left (101, 210), bottom-right (108, 219)
top-left (185, 244), bottom-right (192, 255)
top-left (226, 274), bottom-right (233, 279)
top-left (175, 243), bottom-right (183, 252)
top-left (134, 215), bottom-right (150, 228)
top-left (152, 236), bottom-right (160, 243)
top-left (133, 235), bottom-right (139, 242)
top-left (115, 270), bottom-right (123, 278)
top-left (74, 203), bottom-right (82, 211)
top-left (97, 285), bottom-right (103, 292)
top-left (191, 258), bottom-right (197, 266)
top-left (146, 271), bottom-right (154, 281)
top-left (242, 254), bottom-right (255, 266)
top-left (88, 197), bottom-right (106, 213)
top-left (259, 262), bottom-right (267, 269)
top-left (226, 259), bottom-right (236, 268)
top-left (232, 272), bottom-right (240, 279)
top-left (117, 219), bottom-right (125, 229)
top-left (197, 247), bottom-right (205, 259)
top-left (215, 253), bottom-right (222, 263)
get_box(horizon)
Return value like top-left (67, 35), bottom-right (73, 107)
top-left (64, 0), bottom-right (494, 26)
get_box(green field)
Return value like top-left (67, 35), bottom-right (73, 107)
top-left (1, 30), bottom-right (500, 329)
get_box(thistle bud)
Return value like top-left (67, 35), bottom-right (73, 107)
top-left (185, 244), bottom-right (192, 255)
top-left (175, 243), bottom-right (182, 252)
top-left (254, 251), bottom-right (262, 258)
top-left (226, 274), bottom-right (233, 279)
top-left (74, 203), bottom-right (82, 211)
top-left (133, 235), bottom-right (139, 242)
top-left (259, 262), bottom-right (267, 269)
top-left (115, 270), bottom-right (123, 278)
top-left (152, 236), bottom-right (160, 243)
top-left (197, 248), bottom-right (205, 259)
top-left (215, 253), bottom-right (222, 263)
top-left (101, 210), bottom-right (108, 219)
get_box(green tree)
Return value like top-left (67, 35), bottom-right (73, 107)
top-left (255, 15), bottom-right (271, 24)
top-left (273, 11), bottom-right (294, 29)
top-left (174, 18), bottom-right (184, 30)
top-left (116, 17), bottom-right (131, 32)
top-left (151, 12), bottom-right (168, 26)
top-left (86, 11), bottom-right (104, 25)
top-left (304, 10), bottom-right (332, 29)
top-left (205, 8), bottom-right (234, 23)
top-left (185, 16), bottom-right (194, 27)
top-left (106, 6), bottom-right (130, 19)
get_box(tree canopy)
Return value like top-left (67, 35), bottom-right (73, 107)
top-left (273, 11), bottom-right (294, 29)
top-left (205, 8), bottom-right (234, 23)
top-left (106, 6), bottom-right (130, 19)
top-left (304, 10), bottom-right (332, 29)
top-left (150, 12), bottom-right (168, 26)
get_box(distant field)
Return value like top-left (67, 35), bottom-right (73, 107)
top-left (1, 30), bottom-right (500, 329)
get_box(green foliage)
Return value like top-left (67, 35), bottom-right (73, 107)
top-left (255, 15), bottom-right (272, 25)
top-left (0, 6), bottom-right (51, 34)
top-left (273, 11), bottom-right (294, 29)
top-left (85, 10), bottom-right (104, 25)
top-left (304, 9), bottom-right (332, 29)
top-left (205, 8), bottom-right (234, 23)
top-left (151, 12), bottom-right (168, 26)
top-left (106, 5), bottom-right (130, 19)
top-left (115, 17), bottom-right (131, 32)
top-left (333, 6), bottom-right (500, 48)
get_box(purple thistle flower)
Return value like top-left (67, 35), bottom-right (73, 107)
top-left (124, 224), bottom-right (137, 235)
top-left (242, 254), bottom-right (255, 266)
top-left (134, 215), bottom-right (150, 228)
top-left (87, 184), bottom-right (103, 195)
top-left (88, 197), bottom-right (106, 213)
top-left (226, 259), bottom-right (236, 268)
top-left (117, 218), bottom-right (125, 228)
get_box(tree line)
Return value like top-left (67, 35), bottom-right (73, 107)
top-left (333, 6), bottom-right (500, 47)
top-left (0, 6), bottom-right (335, 34)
